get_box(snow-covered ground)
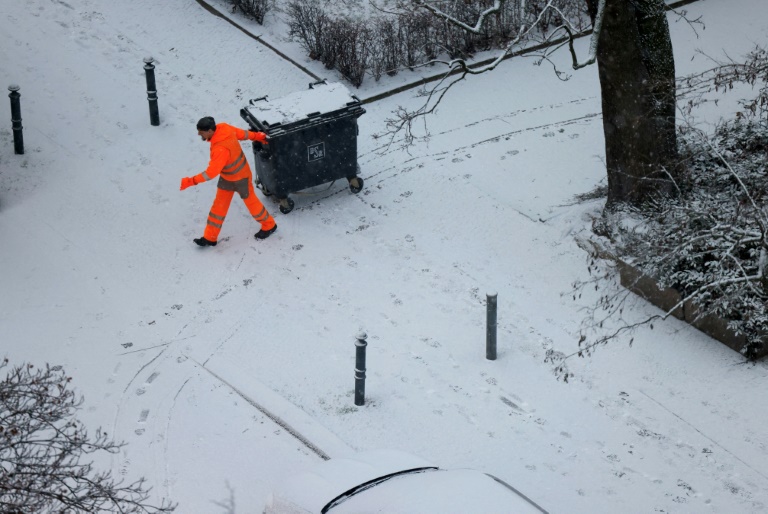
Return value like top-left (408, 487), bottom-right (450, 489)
top-left (1, 0), bottom-right (767, 512)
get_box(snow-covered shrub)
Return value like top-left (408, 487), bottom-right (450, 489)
top-left (399, 10), bottom-right (437, 69)
top-left (371, 16), bottom-right (400, 80)
top-left (284, 0), bottom-right (586, 87)
top-left (286, 0), bottom-right (329, 61)
top-left (288, 1), bottom-right (375, 85)
top-left (229, 0), bottom-right (274, 24)
top-left (680, 45), bottom-right (768, 121)
top-left (555, 47), bottom-right (768, 376)
top-left (330, 18), bottom-right (374, 87)
top-left (605, 118), bottom-right (768, 357)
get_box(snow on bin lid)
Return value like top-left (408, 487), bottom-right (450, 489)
top-left (247, 82), bottom-right (358, 127)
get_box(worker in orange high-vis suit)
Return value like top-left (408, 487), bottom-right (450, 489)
top-left (180, 116), bottom-right (277, 247)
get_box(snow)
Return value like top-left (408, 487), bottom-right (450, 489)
top-left (243, 82), bottom-right (360, 127)
top-left (1, 0), bottom-right (768, 512)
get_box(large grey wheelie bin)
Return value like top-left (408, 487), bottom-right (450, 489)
top-left (240, 80), bottom-right (366, 214)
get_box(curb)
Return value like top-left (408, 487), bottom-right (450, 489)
top-left (574, 233), bottom-right (768, 359)
top-left (191, 354), bottom-right (354, 461)
top-left (193, 0), bottom-right (320, 81)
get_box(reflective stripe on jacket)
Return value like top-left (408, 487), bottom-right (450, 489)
top-left (194, 123), bottom-right (260, 185)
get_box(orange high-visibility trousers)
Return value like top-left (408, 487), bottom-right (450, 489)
top-left (203, 180), bottom-right (275, 242)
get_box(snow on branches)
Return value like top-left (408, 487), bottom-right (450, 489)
top-left (558, 115), bottom-right (768, 380)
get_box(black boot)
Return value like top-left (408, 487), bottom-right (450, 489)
top-left (254, 225), bottom-right (277, 240)
top-left (193, 237), bottom-right (217, 247)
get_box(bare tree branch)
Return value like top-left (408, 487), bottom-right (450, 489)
top-left (413, 0), bottom-right (505, 34)
top-left (379, 0), bottom-right (603, 148)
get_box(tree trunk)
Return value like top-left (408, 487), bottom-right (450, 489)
top-left (587, 0), bottom-right (678, 207)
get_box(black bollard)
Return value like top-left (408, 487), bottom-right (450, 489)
top-left (354, 332), bottom-right (368, 406)
top-left (143, 57), bottom-right (160, 126)
top-left (8, 85), bottom-right (24, 154)
top-left (486, 292), bottom-right (497, 360)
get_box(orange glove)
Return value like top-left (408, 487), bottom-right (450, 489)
top-left (180, 176), bottom-right (199, 190)
top-left (253, 132), bottom-right (269, 144)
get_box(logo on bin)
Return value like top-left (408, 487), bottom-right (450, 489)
top-left (307, 142), bottom-right (325, 162)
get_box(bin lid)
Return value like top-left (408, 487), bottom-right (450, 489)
top-left (244, 82), bottom-right (361, 128)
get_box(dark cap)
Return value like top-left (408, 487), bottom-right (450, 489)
top-left (196, 116), bottom-right (216, 131)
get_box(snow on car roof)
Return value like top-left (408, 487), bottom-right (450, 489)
top-left (265, 449), bottom-right (548, 514)
top-left (266, 449), bottom-right (435, 512)
top-left (328, 468), bottom-right (548, 514)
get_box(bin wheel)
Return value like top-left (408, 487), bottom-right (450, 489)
top-left (256, 179), bottom-right (272, 197)
top-left (279, 197), bottom-right (295, 214)
top-left (349, 177), bottom-right (364, 194)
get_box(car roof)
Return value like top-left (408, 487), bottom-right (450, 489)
top-left (268, 449), bottom-right (436, 511)
top-left (326, 467), bottom-right (548, 514)
top-left (266, 449), bottom-right (548, 514)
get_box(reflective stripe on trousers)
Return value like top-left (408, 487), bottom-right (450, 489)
top-left (203, 180), bottom-right (276, 242)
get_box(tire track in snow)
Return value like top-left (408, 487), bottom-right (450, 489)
top-left (292, 110), bottom-right (599, 214)
top-left (111, 283), bottom-right (285, 489)
top-left (358, 97), bottom-right (597, 160)
top-left (637, 389), bottom-right (768, 483)
top-left (122, 350), bottom-right (165, 395)
top-left (163, 376), bottom-right (193, 499)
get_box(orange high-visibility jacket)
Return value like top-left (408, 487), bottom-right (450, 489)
top-left (193, 123), bottom-right (263, 185)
